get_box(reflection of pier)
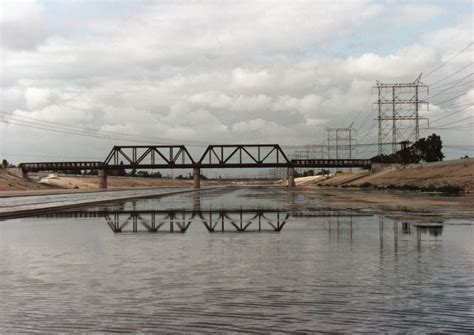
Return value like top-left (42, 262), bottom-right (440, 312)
top-left (379, 218), bottom-right (443, 250)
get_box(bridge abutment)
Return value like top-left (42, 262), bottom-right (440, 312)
top-left (98, 169), bottom-right (108, 189)
top-left (287, 167), bottom-right (295, 187)
top-left (193, 167), bottom-right (200, 189)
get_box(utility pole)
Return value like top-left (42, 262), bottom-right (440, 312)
top-left (373, 74), bottom-right (429, 156)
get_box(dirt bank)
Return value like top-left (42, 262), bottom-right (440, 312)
top-left (0, 169), bottom-right (55, 191)
top-left (307, 159), bottom-right (474, 193)
top-left (39, 174), bottom-right (194, 189)
top-left (0, 169), bottom-right (198, 192)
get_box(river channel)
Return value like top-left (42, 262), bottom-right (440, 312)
top-left (1, 187), bottom-right (473, 333)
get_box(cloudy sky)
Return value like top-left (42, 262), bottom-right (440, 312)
top-left (0, 0), bottom-right (472, 164)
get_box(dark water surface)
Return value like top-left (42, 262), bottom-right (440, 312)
top-left (1, 187), bottom-right (473, 333)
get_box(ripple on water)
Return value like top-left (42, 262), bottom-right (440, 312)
top-left (0, 188), bottom-right (473, 333)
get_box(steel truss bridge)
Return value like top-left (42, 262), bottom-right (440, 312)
top-left (19, 144), bottom-right (372, 188)
top-left (35, 209), bottom-right (367, 233)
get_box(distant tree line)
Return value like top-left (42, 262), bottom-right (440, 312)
top-left (371, 133), bottom-right (445, 164)
top-left (1, 159), bottom-right (15, 168)
top-left (69, 169), bottom-right (163, 178)
top-left (293, 169), bottom-right (330, 178)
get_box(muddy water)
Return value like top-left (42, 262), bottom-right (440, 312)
top-left (0, 187), bottom-right (473, 333)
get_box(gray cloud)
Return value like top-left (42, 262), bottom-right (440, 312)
top-left (0, 1), bottom-right (472, 162)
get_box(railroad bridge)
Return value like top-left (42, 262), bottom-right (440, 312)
top-left (19, 144), bottom-right (371, 188)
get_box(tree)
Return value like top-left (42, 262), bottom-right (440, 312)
top-left (1, 159), bottom-right (8, 168)
top-left (371, 133), bottom-right (444, 164)
top-left (411, 133), bottom-right (444, 162)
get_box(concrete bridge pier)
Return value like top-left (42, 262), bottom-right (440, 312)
top-left (21, 169), bottom-right (29, 179)
top-left (193, 167), bottom-right (200, 189)
top-left (98, 169), bottom-right (108, 189)
top-left (287, 167), bottom-right (295, 188)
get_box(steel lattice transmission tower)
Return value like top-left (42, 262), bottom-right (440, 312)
top-left (327, 127), bottom-right (356, 160)
top-left (373, 74), bottom-right (429, 155)
top-left (294, 144), bottom-right (327, 160)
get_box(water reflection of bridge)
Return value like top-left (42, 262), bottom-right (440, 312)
top-left (34, 210), bottom-right (442, 246)
top-left (36, 209), bottom-right (365, 233)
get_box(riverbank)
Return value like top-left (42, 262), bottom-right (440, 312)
top-left (0, 168), bottom-right (200, 192)
top-left (310, 158), bottom-right (474, 193)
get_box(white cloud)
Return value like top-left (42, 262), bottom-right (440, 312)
top-left (0, 1), bottom-right (472, 162)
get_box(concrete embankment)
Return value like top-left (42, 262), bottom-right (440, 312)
top-left (303, 158), bottom-right (474, 193)
top-left (0, 187), bottom-right (218, 220)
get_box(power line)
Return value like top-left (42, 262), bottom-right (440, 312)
top-left (432, 115), bottom-right (474, 128)
top-left (0, 119), bottom-right (204, 147)
top-left (432, 91), bottom-right (472, 106)
top-left (424, 42), bottom-right (473, 79)
top-left (0, 112), bottom-right (209, 146)
top-left (430, 104), bottom-right (473, 124)
top-left (428, 62), bottom-right (473, 87)
top-left (428, 72), bottom-right (473, 92)
top-left (350, 92), bottom-right (373, 128)
top-left (0, 152), bottom-right (104, 160)
top-left (427, 76), bottom-right (473, 97)
top-left (434, 99), bottom-right (473, 110)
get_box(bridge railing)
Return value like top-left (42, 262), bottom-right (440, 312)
top-left (292, 159), bottom-right (371, 168)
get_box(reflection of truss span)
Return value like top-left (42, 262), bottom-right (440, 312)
top-left (37, 209), bottom-right (291, 233)
top-left (35, 209), bottom-right (367, 233)
top-left (199, 211), bottom-right (289, 232)
top-left (19, 144), bottom-right (372, 172)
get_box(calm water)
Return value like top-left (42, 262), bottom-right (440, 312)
top-left (1, 187), bottom-right (473, 333)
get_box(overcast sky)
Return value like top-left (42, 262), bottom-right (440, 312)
top-left (0, 0), bottom-right (472, 164)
